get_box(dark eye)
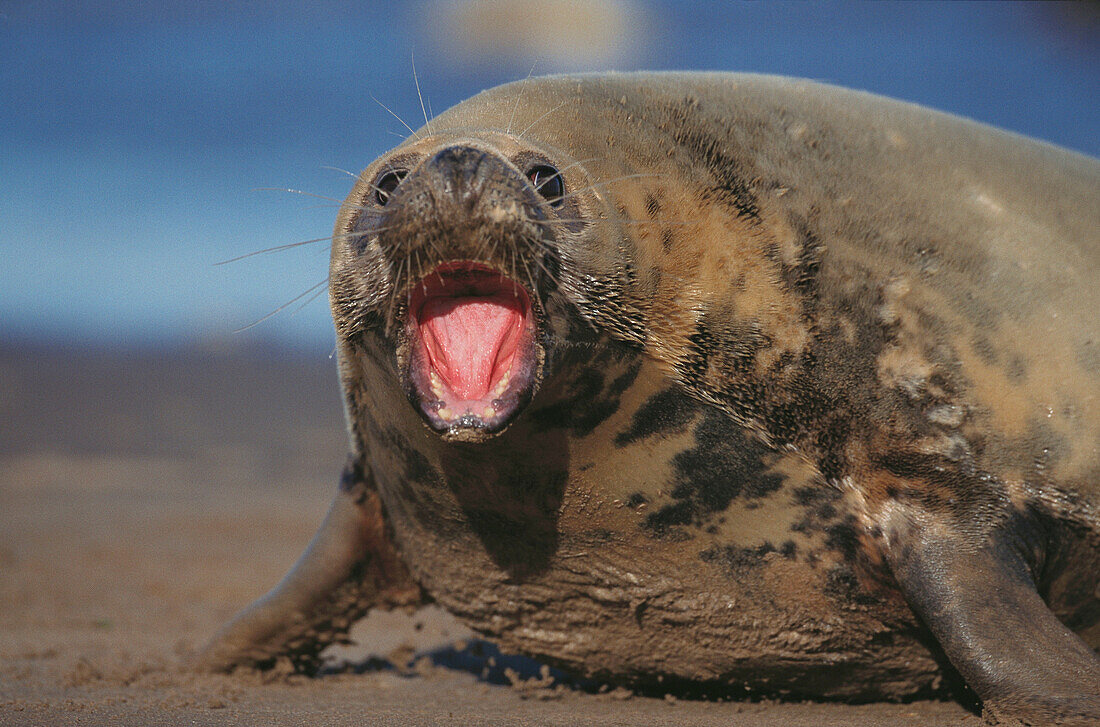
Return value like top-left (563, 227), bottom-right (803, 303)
top-left (374, 169), bottom-right (407, 205)
top-left (527, 165), bottom-right (564, 207)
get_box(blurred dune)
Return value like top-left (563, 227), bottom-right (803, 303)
top-left (425, 0), bottom-right (651, 71)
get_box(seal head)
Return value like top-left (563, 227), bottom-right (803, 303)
top-left (331, 139), bottom-right (582, 442)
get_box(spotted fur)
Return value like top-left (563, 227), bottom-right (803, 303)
top-left (200, 73), bottom-right (1100, 723)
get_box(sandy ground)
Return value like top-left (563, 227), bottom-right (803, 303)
top-left (0, 342), bottom-right (981, 726)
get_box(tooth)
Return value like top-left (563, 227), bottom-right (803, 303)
top-left (483, 407), bottom-right (495, 419)
top-left (493, 372), bottom-right (511, 397)
top-left (438, 407), bottom-right (453, 421)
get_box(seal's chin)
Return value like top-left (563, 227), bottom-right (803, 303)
top-left (405, 262), bottom-right (541, 440)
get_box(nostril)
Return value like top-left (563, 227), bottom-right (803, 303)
top-left (374, 169), bottom-right (407, 205)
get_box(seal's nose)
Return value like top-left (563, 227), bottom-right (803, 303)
top-left (427, 145), bottom-right (488, 171)
top-left (422, 145), bottom-right (499, 211)
top-left (373, 142), bottom-right (541, 264)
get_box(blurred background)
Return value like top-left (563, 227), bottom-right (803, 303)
top-left (0, 4), bottom-right (1097, 720)
top-left (1, 0), bottom-right (1097, 352)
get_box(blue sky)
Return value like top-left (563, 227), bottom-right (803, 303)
top-left (1, 1), bottom-right (1096, 350)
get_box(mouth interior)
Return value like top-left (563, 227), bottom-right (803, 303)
top-left (410, 262), bottom-right (534, 425)
top-left (420, 285), bottom-right (523, 400)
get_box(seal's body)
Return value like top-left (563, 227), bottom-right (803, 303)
top-left (197, 74), bottom-right (1100, 724)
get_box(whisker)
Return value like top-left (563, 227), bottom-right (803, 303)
top-left (214, 236), bottom-right (333, 265)
top-left (234, 277), bottom-right (329, 333)
top-left (509, 245), bottom-right (519, 300)
top-left (289, 278), bottom-right (331, 315)
top-left (383, 256), bottom-right (406, 336)
top-left (217, 227), bottom-right (396, 266)
top-left (489, 232), bottom-right (502, 278)
top-left (542, 156), bottom-right (598, 183)
top-left (520, 234), bottom-right (560, 283)
top-left (414, 248), bottom-right (427, 295)
top-left (336, 226), bottom-right (395, 239)
top-left (253, 186), bottom-right (367, 210)
top-left (411, 50), bottom-right (433, 136)
top-left (257, 181), bottom-right (418, 216)
top-left (532, 157), bottom-right (596, 195)
top-left (530, 216), bottom-right (695, 227)
top-left (296, 202), bottom-right (360, 213)
top-left (321, 165), bottom-right (359, 179)
top-left (520, 101), bottom-right (568, 139)
top-left (253, 186), bottom-right (346, 203)
top-left (417, 229), bottom-right (449, 264)
top-left (518, 249), bottom-right (545, 311)
top-left (554, 173), bottom-right (668, 204)
top-left (515, 230), bottom-right (554, 252)
top-left (507, 59), bottom-right (539, 135)
top-left (371, 93), bottom-right (421, 140)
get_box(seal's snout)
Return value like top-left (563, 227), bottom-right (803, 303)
top-left (376, 143), bottom-right (544, 267)
top-left (422, 145), bottom-right (492, 211)
top-left (369, 143), bottom-right (551, 442)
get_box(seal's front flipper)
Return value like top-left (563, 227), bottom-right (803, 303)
top-left (191, 458), bottom-right (421, 673)
top-left (883, 508), bottom-right (1100, 725)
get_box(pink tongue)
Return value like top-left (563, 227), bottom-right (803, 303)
top-left (420, 294), bottom-right (522, 400)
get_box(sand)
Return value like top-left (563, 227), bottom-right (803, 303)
top-left (0, 341), bottom-right (979, 726)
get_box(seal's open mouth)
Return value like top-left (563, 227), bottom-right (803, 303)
top-left (406, 262), bottom-right (540, 437)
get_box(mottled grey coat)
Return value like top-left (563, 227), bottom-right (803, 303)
top-left (197, 74), bottom-right (1100, 725)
